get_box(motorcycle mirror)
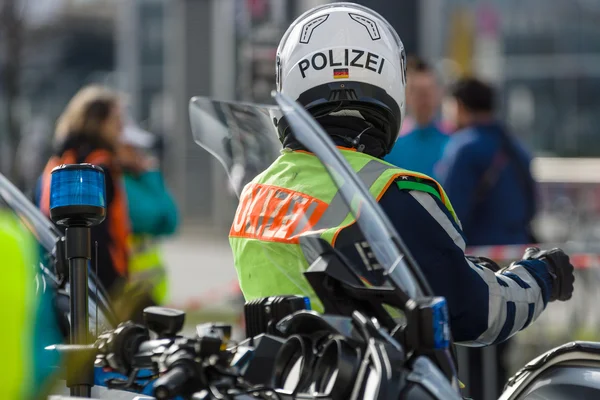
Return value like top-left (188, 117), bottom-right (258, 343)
top-left (143, 307), bottom-right (185, 337)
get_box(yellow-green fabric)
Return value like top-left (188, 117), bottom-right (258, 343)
top-left (229, 149), bottom-right (457, 312)
top-left (127, 235), bottom-right (168, 304)
top-left (0, 212), bottom-right (36, 399)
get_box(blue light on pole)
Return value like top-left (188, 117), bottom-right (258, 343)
top-left (49, 164), bottom-right (107, 227)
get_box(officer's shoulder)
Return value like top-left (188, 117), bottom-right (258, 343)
top-left (378, 180), bottom-right (442, 218)
top-left (382, 172), bottom-right (441, 199)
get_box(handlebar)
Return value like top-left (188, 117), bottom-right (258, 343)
top-left (153, 363), bottom-right (193, 400)
top-left (92, 320), bottom-right (249, 399)
top-left (86, 307), bottom-right (459, 399)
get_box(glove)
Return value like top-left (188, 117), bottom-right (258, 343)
top-left (522, 247), bottom-right (575, 302)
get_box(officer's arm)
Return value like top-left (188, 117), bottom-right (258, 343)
top-left (379, 186), bottom-right (553, 346)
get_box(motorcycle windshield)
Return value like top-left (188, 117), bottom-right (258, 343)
top-left (189, 97), bottom-right (282, 197)
top-left (189, 94), bottom-right (430, 308)
top-left (0, 173), bottom-right (60, 254)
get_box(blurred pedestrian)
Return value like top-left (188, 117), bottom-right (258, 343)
top-left (437, 77), bottom-right (537, 246)
top-left (119, 118), bottom-right (179, 317)
top-left (37, 85), bottom-right (131, 299)
top-left (437, 77), bottom-right (538, 399)
top-left (384, 57), bottom-right (449, 178)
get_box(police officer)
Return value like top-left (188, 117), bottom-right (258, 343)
top-left (229, 3), bottom-right (574, 346)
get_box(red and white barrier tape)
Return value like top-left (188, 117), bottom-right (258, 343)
top-left (466, 244), bottom-right (600, 269)
top-left (169, 243), bottom-right (600, 310)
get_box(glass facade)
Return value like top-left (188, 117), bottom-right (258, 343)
top-left (235, 0), bottom-right (292, 103)
top-left (137, 0), bottom-right (165, 125)
top-left (441, 0), bottom-right (600, 157)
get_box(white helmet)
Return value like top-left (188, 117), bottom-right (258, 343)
top-left (274, 2), bottom-right (407, 153)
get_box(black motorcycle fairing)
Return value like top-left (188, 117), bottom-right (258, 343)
top-left (276, 311), bottom-right (358, 340)
top-left (506, 341), bottom-right (600, 388)
top-left (404, 357), bottom-right (462, 400)
top-left (237, 334), bottom-right (286, 386)
top-left (518, 366), bottom-right (600, 399)
top-left (300, 236), bottom-right (408, 330)
top-left (350, 336), bottom-right (407, 399)
top-left (499, 341), bottom-right (600, 400)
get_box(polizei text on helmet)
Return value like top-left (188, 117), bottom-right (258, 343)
top-left (298, 49), bottom-right (385, 78)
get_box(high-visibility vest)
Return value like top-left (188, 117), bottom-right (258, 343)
top-left (0, 211), bottom-right (34, 399)
top-left (229, 148), bottom-right (458, 312)
top-left (0, 210), bottom-right (65, 399)
top-left (127, 235), bottom-right (168, 304)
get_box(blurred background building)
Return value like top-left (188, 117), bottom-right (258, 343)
top-left (3, 0), bottom-right (599, 228)
top-left (1, 0), bottom-right (599, 276)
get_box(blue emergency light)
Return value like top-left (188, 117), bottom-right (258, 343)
top-left (303, 296), bottom-right (312, 311)
top-left (431, 297), bottom-right (450, 350)
top-left (49, 163), bottom-right (107, 227)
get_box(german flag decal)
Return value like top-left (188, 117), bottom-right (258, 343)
top-left (333, 68), bottom-right (349, 79)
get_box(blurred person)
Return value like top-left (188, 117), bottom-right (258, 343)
top-left (384, 57), bottom-right (449, 178)
top-left (438, 77), bottom-right (537, 246)
top-left (229, 2), bottom-right (573, 358)
top-left (437, 77), bottom-right (539, 398)
top-left (0, 211), bottom-right (62, 399)
top-left (37, 85), bottom-right (131, 299)
top-left (119, 119), bottom-right (179, 316)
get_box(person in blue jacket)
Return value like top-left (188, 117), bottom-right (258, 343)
top-left (384, 57), bottom-right (449, 179)
top-left (119, 120), bottom-right (179, 317)
top-left (436, 77), bottom-right (539, 398)
top-left (437, 77), bottom-right (537, 246)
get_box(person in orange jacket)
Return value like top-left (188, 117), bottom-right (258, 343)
top-left (37, 85), bottom-right (131, 299)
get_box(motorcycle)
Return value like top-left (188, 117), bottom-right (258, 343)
top-left (5, 90), bottom-right (598, 399)
top-left (498, 341), bottom-right (600, 399)
top-left (48, 91), bottom-right (462, 400)
top-left (190, 93), bottom-right (600, 400)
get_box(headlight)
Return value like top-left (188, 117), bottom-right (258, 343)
top-left (311, 337), bottom-right (360, 398)
top-left (272, 335), bottom-right (314, 393)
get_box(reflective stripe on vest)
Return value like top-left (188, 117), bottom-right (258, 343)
top-left (229, 149), bottom-right (458, 312)
top-left (230, 151), bottom-right (457, 244)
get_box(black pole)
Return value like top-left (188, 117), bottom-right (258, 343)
top-left (65, 226), bottom-right (93, 397)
